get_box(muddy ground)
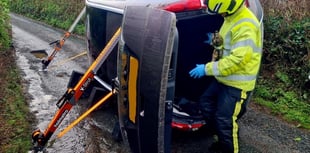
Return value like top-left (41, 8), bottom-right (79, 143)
top-left (10, 13), bottom-right (310, 153)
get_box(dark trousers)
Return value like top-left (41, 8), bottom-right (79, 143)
top-left (199, 79), bottom-right (251, 153)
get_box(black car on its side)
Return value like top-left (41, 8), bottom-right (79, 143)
top-left (85, 0), bottom-right (263, 152)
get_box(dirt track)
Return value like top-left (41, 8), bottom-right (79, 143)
top-left (11, 13), bottom-right (310, 153)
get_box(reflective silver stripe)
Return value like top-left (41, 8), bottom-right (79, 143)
top-left (231, 39), bottom-right (262, 53)
top-left (223, 49), bottom-right (230, 56)
top-left (220, 75), bottom-right (257, 81)
top-left (212, 61), bottom-right (220, 76)
top-left (214, 3), bottom-right (222, 13)
top-left (224, 32), bottom-right (232, 51)
top-left (232, 18), bottom-right (260, 29)
top-left (223, 18), bottom-right (260, 53)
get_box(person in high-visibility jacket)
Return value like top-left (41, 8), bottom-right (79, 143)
top-left (189, 0), bottom-right (263, 152)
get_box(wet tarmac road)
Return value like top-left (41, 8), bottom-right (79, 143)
top-left (11, 13), bottom-right (310, 153)
top-left (11, 13), bottom-right (122, 153)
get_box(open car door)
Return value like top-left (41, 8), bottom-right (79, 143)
top-left (117, 6), bottom-right (176, 153)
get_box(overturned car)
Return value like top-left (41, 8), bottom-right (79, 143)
top-left (85, 0), bottom-right (263, 152)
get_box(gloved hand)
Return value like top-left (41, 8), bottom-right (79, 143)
top-left (189, 64), bottom-right (206, 79)
top-left (204, 32), bottom-right (213, 45)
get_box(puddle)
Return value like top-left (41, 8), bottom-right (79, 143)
top-left (12, 21), bottom-right (88, 153)
top-left (30, 50), bottom-right (48, 59)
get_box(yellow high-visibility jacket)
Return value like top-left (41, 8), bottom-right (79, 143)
top-left (205, 5), bottom-right (263, 91)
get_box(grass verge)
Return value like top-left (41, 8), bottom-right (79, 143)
top-left (254, 83), bottom-right (310, 129)
top-left (10, 0), bottom-right (85, 35)
top-left (0, 48), bottom-right (34, 153)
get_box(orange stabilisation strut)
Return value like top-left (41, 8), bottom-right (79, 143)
top-left (31, 28), bottom-right (121, 152)
top-left (41, 7), bottom-right (86, 70)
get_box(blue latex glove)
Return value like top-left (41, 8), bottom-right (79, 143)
top-left (189, 64), bottom-right (206, 79)
top-left (203, 32), bottom-right (213, 45)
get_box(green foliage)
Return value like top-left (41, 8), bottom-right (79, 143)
top-left (263, 16), bottom-right (310, 92)
top-left (0, 51), bottom-right (33, 152)
top-left (253, 0), bottom-right (310, 129)
top-left (275, 71), bottom-right (291, 85)
top-left (10, 0), bottom-right (85, 35)
top-left (255, 68), bottom-right (310, 129)
top-left (254, 81), bottom-right (310, 129)
top-left (260, 0), bottom-right (310, 95)
top-left (0, 0), bottom-right (10, 50)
